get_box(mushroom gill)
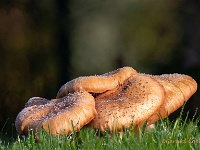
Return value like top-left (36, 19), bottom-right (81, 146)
top-left (15, 92), bottom-right (97, 136)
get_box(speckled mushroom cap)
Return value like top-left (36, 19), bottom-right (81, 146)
top-left (25, 97), bottom-right (50, 107)
top-left (147, 74), bottom-right (198, 125)
top-left (90, 74), bottom-right (165, 132)
top-left (15, 92), bottom-right (97, 136)
top-left (56, 67), bottom-right (138, 98)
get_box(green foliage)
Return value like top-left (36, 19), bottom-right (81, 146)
top-left (1, 114), bottom-right (200, 150)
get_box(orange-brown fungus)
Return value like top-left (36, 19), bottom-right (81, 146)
top-left (90, 74), bottom-right (165, 132)
top-left (15, 92), bottom-right (96, 136)
top-left (15, 66), bottom-right (197, 137)
top-left (147, 74), bottom-right (197, 125)
top-left (56, 67), bottom-right (137, 98)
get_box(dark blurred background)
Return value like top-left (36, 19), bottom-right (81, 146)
top-left (0, 0), bottom-right (200, 136)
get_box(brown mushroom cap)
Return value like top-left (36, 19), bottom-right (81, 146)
top-left (157, 74), bottom-right (197, 100)
top-left (41, 92), bottom-right (96, 135)
top-left (147, 74), bottom-right (198, 125)
top-left (90, 74), bottom-right (165, 132)
top-left (15, 97), bottom-right (54, 135)
top-left (25, 97), bottom-right (50, 107)
top-left (15, 92), bottom-right (97, 136)
top-left (56, 67), bottom-right (137, 98)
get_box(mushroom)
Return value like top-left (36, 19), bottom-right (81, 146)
top-left (15, 66), bottom-right (197, 137)
top-left (88, 72), bottom-right (197, 132)
top-left (54, 67), bottom-right (197, 133)
top-left (15, 92), bottom-right (97, 136)
top-left (147, 74), bottom-right (198, 125)
top-left (56, 67), bottom-right (137, 98)
top-left (89, 74), bottom-right (165, 132)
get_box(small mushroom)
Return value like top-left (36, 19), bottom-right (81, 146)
top-left (15, 92), bottom-right (97, 136)
top-left (56, 67), bottom-right (137, 98)
top-left (147, 74), bottom-right (197, 125)
top-left (89, 74), bottom-right (165, 132)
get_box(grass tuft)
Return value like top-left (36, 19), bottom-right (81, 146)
top-left (1, 109), bottom-right (200, 150)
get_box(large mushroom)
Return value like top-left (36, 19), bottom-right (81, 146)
top-left (15, 92), bottom-right (97, 136)
top-left (15, 66), bottom-right (197, 137)
top-left (90, 73), bottom-right (197, 132)
top-left (56, 67), bottom-right (197, 132)
top-left (89, 74), bottom-right (165, 132)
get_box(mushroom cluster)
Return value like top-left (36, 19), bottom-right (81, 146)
top-left (15, 67), bottom-right (197, 137)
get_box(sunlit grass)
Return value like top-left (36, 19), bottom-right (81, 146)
top-left (1, 111), bottom-right (200, 150)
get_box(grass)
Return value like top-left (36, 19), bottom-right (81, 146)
top-left (1, 110), bottom-right (200, 150)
